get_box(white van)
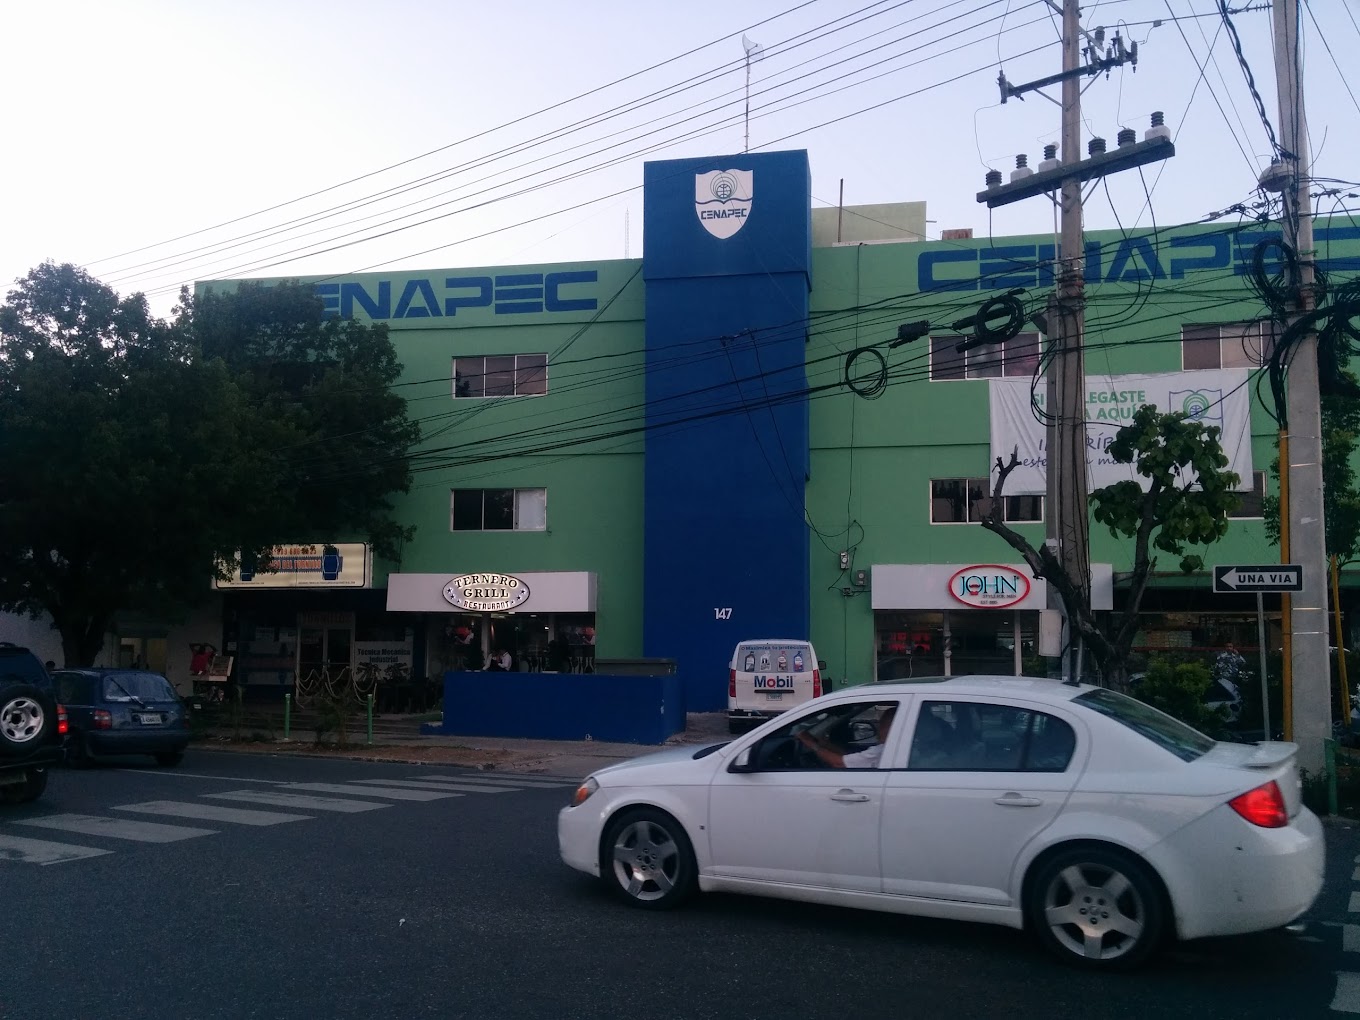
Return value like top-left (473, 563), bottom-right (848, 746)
top-left (727, 639), bottom-right (823, 733)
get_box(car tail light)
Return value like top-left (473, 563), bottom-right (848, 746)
top-left (729, 669), bottom-right (736, 699)
top-left (93, 709), bottom-right (112, 731)
top-left (812, 668), bottom-right (822, 698)
top-left (1229, 780), bottom-right (1288, 828)
top-left (57, 705), bottom-right (68, 736)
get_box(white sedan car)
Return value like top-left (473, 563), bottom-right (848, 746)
top-left (559, 677), bottom-right (1324, 971)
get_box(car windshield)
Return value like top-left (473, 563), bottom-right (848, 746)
top-left (1073, 688), bottom-right (1216, 762)
top-left (102, 672), bottom-right (176, 703)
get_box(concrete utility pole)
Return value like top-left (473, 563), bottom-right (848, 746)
top-left (1271, 0), bottom-right (1329, 769)
top-left (979, 0), bottom-right (1166, 682)
top-left (1054, 0), bottom-right (1091, 681)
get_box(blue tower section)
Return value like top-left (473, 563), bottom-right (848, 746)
top-left (642, 151), bottom-right (812, 712)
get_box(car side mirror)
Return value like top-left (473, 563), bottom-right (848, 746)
top-left (817, 660), bottom-right (827, 670)
top-left (728, 747), bottom-right (755, 773)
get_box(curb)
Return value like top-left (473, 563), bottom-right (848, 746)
top-left (196, 742), bottom-right (582, 776)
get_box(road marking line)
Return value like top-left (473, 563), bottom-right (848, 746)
top-left (351, 779), bottom-right (518, 793)
top-left (1349, 892), bottom-right (1360, 914)
top-left (281, 783), bottom-right (459, 802)
top-left (0, 833), bottom-right (113, 865)
top-left (1333, 971), bottom-right (1360, 1013)
top-left (206, 791), bottom-right (391, 813)
top-left (15, 813), bottom-right (215, 843)
top-left (408, 776), bottom-right (559, 790)
top-left (1345, 926), bottom-right (1360, 953)
top-left (113, 801), bottom-right (311, 826)
top-left (112, 769), bottom-right (281, 784)
top-left (408, 772), bottom-right (574, 786)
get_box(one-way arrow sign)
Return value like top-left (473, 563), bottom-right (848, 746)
top-left (1212, 564), bottom-right (1304, 593)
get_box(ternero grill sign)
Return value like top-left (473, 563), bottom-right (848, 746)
top-left (948, 565), bottom-right (1031, 609)
top-left (442, 573), bottom-right (530, 612)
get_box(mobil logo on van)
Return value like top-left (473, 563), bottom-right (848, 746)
top-left (754, 675), bottom-right (797, 690)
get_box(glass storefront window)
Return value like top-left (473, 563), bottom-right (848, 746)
top-left (876, 610), bottom-right (1034, 679)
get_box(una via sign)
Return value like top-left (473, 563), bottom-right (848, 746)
top-left (1212, 564), bottom-right (1304, 593)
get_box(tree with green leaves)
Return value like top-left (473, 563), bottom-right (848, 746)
top-left (182, 279), bottom-right (419, 560)
top-left (982, 404), bottom-right (1242, 690)
top-left (0, 265), bottom-right (418, 666)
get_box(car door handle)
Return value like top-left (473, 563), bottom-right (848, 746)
top-left (830, 791), bottom-right (871, 803)
top-left (994, 793), bottom-right (1043, 807)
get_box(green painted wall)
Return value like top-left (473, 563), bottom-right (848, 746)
top-left (804, 220), bottom-right (1359, 685)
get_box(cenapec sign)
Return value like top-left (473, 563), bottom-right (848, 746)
top-left (1212, 564), bottom-right (1304, 593)
top-left (442, 573), bottom-right (531, 612)
top-left (949, 564), bottom-right (1032, 609)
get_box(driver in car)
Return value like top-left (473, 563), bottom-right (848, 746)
top-left (795, 706), bottom-right (896, 768)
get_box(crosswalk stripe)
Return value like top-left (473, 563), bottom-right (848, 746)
top-left (281, 783), bottom-right (460, 802)
top-left (1333, 971), bottom-right (1360, 1013)
top-left (206, 790), bottom-right (389, 813)
top-left (351, 779), bottom-right (519, 793)
top-left (409, 772), bottom-right (575, 786)
top-left (113, 801), bottom-right (310, 826)
top-left (15, 813), bottom-right (215, 843)
top-left (0, 833), bottom-right (113, 865)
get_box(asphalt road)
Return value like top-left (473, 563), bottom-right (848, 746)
top-left (0, 749), bottom-right (1354, 1020)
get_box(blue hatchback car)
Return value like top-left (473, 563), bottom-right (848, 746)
top-left (53, 669), bottom-right (189, 767)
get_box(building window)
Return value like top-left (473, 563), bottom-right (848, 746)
top-left (1229, 471), bottom-right (1266, 518)
top-left (930, 332), bottom-right (1042, 381)
top-left (453, 354), bottom-right (548, 398)
top-left (931, 478), bottom-right (1043, 523)
top-left (450, 488), bottom-right (547, 531)
top-left (1181, 322), bottom-right (1275, 370)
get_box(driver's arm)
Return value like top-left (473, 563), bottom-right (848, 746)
top-left (795, 730), bottom-right (846, 768)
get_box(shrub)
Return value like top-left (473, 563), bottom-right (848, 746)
top-left (1134, 656), bottom-right (1231, 737)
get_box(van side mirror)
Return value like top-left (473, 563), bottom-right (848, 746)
top-left (728, 747), bottom-right (755, 773)
top-left (817, 660), bottom-right (827, 670)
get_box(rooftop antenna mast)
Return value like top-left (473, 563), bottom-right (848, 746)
top-left (742, 35), bottom-right (764, 152)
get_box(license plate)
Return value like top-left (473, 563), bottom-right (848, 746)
top-left (762, 691), bottom-right (784, 700)
top-left (137, 714), bottom-right (162, 725)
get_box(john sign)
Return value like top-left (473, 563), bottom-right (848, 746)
top-left (442, 573), bottom-right (531, 612)
top-left (949, 565), bottom-right (1031, 609)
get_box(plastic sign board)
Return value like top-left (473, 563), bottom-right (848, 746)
top-left (1212, 564), bottom-right (1303, 593)
top-left (949, 564), bottom-right (1032, 608)
top-left (442, 573), bottom-right (531, 612)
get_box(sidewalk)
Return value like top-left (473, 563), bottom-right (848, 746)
top-left (193, 711), bottom-right (731, 778)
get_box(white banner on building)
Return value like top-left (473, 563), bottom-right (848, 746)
top-left (988, 370), bottom-right (1254, 495)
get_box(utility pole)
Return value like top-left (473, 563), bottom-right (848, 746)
top-left (1054, 0), bottom-right (1091, 681)
top-left (1270, 0), bottom-right (1329, 770)
top-left (978, 0), bottom-right (1167, 682)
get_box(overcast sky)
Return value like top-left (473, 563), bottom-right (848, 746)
top-left (2, 0), bottom-right (1356, 317)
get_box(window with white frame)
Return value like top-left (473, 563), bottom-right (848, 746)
top-left (1181, 322), bottom-right (1276, 370)
top-left (453, 354), bottom-right (548, 398)
top-left (931, 478), bottom-right (1043, 524)
top-left (930, 332), bottom-right (1042, 381)
top-left (450, 488), bottom-right (547, 531)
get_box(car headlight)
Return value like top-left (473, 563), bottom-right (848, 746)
top-left (571, 777), bottom-right (599, 807)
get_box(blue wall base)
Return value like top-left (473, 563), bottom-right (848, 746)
top-left (426, 671), bottom-right (686, 745)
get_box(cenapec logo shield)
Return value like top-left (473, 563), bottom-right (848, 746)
top-left (694, 169), bottom-right (754, 239)
top-left (1169, 388), bottom-right (1223, 423)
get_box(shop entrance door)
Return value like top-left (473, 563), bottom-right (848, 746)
top-left (297, 613), bottom-right (355, 686)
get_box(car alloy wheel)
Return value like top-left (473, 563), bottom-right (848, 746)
top-left (603, 808), bottom-right (696, 910)
top-left (0, 696), bottom-right (44, 745)
top-left (1028, 846), bottom-right (1165, 970)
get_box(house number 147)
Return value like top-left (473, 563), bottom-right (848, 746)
top-left (714, 608), bottom-right (732, 620)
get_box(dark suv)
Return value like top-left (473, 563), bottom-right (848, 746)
top-left (0, 642), bottom-right (67, 803)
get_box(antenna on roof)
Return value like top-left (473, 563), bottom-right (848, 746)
top-left (742, 35), bottom-right (764, 153)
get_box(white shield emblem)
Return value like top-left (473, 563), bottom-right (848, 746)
top-left (694, 169), bottom-right (754, 239)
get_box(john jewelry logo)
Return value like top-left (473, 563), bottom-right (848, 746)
top-left (1169, 388), bottom-right (1223, 422)
top-left (694, 169), bottom-right (754, 239)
